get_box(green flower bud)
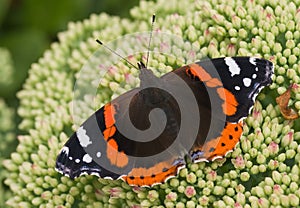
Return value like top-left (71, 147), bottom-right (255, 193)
top-left (256, 154), bottom-right (266, 164)
top-left (273, 184), bottom-right (284, 195)
top-left (269, 193), bottom-right (280, 205)
top-left (186, 200), bottom-right (196, 208)
top-left (202, 187), bottom-right (211, 196)
top-left (176, 202), bottom-right (185, 208)
top-left (230, 181), bottom-right (238, 189)
top-left (277, 153), bottom-right (286, 162)
top-left (282, 174), bottom-right (291, 186)
top-left (278, 163), bottom-right (288, 172)
top-left (126, 192), bottom-right (135, 200)
top-left (236, 192), bottom-right (246, 204)
top-left (252, 186), bottom-right (265, 197)
top-left (289, 181), bottom-right (298, 193)
top-left (141, 199), bottom-right (151, 207)
top-left (32, 197), bottom-right (43, 206)
top-left (286, 149), bottom-right (296, 159)
top-left (198, 195), bottom-right (209, 206)
top-left (232, 156), bottom-right (246, 169)
top-left (180, 168), bottom-right (188, 178)
top-left (213, 200), bottom-right (226, 207)
top-left (170, 178), bottom-right (180, 188)
top-left (206, 170), bottom-right (217, 181)
top-left (212, 186), bottom-right (225, 196)
top-left (250, 165), bottom-right (259, 175)
top-left (280, 195), bottom-right (290, 207)
top-left (186, 173), bottom-right (197, 184)
top-left (246, 159), bottom-right (253, 168)
top-left (281, 132), bottom-right (293, 147)
top-left (272, 171), bottom-right (282, 184)
top-left (264, 177), bottom-right (274, 186)
top-left (166, 192), bottom-right (177, 202)
top-left (268, 141), bottom-right (279, 155)
top-left (223, 195), bottom-right (234, 205)
top-left (235, 184), bottom-right (245, 193)
top-left (226, 187), bottom-right (235, 196)
top-left (178, 185), bottom-right (185, 194)
top-left (240, 172), bottom-right (250, 182)
top-left (249, 147), bottom-right (258, 158)
top-left (259, 165), bottom-right (267, 173)
top-left (137, 191), bottom-right (147, 199)
top-left (263, 185), bottom-right (273, 195)
top-left (221, 178), bottom-right (230, 187)
top-left (289, 194), bottom-right (300, 206)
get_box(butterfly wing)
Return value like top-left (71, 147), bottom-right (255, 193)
top-left (55, 89), bottom-right (139, 180)
top-left (56, 84), bottom-right (186, 186)
top-left (185, 57), bottom-right (273, 161)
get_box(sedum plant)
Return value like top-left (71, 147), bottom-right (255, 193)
top-left (4, 0), bottom-right (300, 207)
top-left (0, 48), bottom-right (16, 207)
top-left (0, 47), bottom-right (14, 88)
top-left (0, 99), bottom-right (15, 207)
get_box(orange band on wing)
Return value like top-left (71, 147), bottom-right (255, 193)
top-left (122, 161), bottom-right (183, 186)
top-left (103, 126), bottom-right (116, 140)
top-left (107, 139), bottom-right (128, 167)
top-left (187, 64), bottom-right (239, 116)
top-left (198, 122), bottom-right (243, 160)
top-left (107, 139), bottom-right (118, 150)
top-left (188, 64), bottom-right (212, 82)
top-left (217, 88), bottom-right (238, 116)
top-left (206, 78), bottom-right (223, 87)
top-left (188, 64), bottom-right (223, 87)
top-left (104, 103), bottom-right (117, 128)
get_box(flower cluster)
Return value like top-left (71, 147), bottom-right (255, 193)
top-left (3, 0), bottom-right (300, 207)
top-left (0, 47), bottom-right (14, 87)
top-left (0, 99), bottom-right (15, 207)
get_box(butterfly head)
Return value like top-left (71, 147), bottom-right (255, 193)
top-left (138, 61), bottom-right (163, 89)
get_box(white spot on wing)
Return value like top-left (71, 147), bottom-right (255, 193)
top-left (252, 74), bottom-right (257, 79)
top-left (76, 126), bottom-right (92, 147)
top-left (69, 156), bottom-right (73, 160)
top-left (224, 57), bottom-right (241, 77)
top-left (96, 152), bottom-right (101, 158)
top-left (83, 154), bottom-right (93, 163)
top-left (75, 159), bottom-right (80, 163)
top-left (61, 146), bottom-right (69, 155)
top-left (243, 78), bottom-right (252, 87)
top-left (235, 86), bottom-right (240, 90)
top-left (249, 57), bottom-right (256, 66)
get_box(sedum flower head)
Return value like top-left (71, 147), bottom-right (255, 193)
top-left (4, 0), bottom-right (300, 207)
top-left (0, 99), bottom-right (15, 207)
top-left (0, 47), bottom-right (14, 87)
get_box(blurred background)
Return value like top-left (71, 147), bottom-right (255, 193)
top-left (0, 0), bottom-right (139, 205)
top-left (0, 0), bottom-right (139, 104)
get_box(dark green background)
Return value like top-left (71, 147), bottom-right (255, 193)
top-left (0, 0), bottom-right (139, 104)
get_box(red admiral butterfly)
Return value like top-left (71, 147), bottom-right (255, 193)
top-left (56, 55), bottom-right (273, 186)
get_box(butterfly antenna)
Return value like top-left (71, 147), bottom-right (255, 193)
top-left (96, 39), bottom-right (139, 70)
top-left (145, 14), bottom-right (156, 68)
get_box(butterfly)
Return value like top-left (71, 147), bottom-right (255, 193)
top-left (56, 55), bottom-right (273, 187)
